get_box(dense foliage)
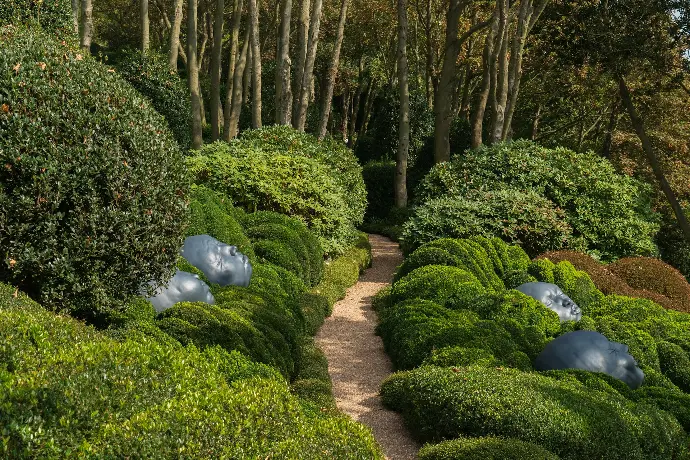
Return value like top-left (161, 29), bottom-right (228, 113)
top-left (187, 126), bottom-right (366, 255)
top-left (414, 140), bottom-right (660, 261)
top-left (362, 160), bottom-right (396, 220)
top-left (114, 50), bottom-right (192, 151)
top-left (0, 0), bottom-right (72, 35)
top-left (378, 236), bottom-right (690, 457)
top-left (401, 190), bottom-right (573, 256)
top-left (0, 26), bottom-right (188, 320)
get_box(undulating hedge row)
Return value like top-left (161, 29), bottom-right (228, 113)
top-left (378, 236), bottom-right (690, 458)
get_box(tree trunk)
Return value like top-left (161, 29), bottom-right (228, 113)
top-left (530, 103), bottom-right (541, 140)
top-left (223, 0), bottom-right (244, 141)
top-left (72, 0), bottom-right (80, 34)
top-left (470, 5), bottom-right (499, 148)
top-left (243, 45), bottom-right (252, 104)
top-left (292, 0), bottom-right (311, 126)
top-left (168, 0), bottom-right (185, 70)
top-left (396, 0), bottom-right (410, 207)
top-left (348, 64), bottom-right (363, 146)
top-left (188, 0), bottom-right (203, 149)
top-left (276, 0), bottom-right (293, 125)
top-left (210, 0), bottom-right (224, 140)
top-left (317, 0), bottom-right (349, 139)
top-left (295, 0), bottom-right (323, 131)
top-left (341, 91), bottom-right (351, 141)
top-left (80, 0), bottom-right (93, 51)
top-left (248, 0), bottom-right (262, 128)
top-left (601, 98), bottom-right (618, 158)
top-left (227, 29), bottom-right (251, 139)
top-left (618, 76), bottom-right (690, 242)
top-left (489, 0), bottom-right (508, 144)
top-left (359, 84), bottom-right (375, 139)
top-left (433, 0), bottom-right (464, 163)
top-left (141, 0), bottom-right (150, 52)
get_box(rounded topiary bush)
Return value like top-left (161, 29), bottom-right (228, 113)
top-left (391, 265), bottom-right (485, 309)
top-left (414, 140), bottom-right (660, 261)
top-left (114, 50), bottom-right (192, 151)
top-left (401, 189), bottom-right (573, 257)
top-left (0, 27), bottom-right (188, 319)
top-left (418, 436), bottom-right (560, 460)
top-left (0, 0), bottom-right (72, 35)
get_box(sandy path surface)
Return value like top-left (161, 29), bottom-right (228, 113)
top-left (316, 234), bottom-right (420, 460)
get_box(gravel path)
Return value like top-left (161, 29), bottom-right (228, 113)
top-left (315, 234), bottom-right (420, 460)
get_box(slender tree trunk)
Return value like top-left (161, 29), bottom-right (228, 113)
top-left (80, 0), bottom-right (93, 51)
top-left (470, 5), bottom-right (499, 148)
top-left (228, 29), bottom-right (251, 138)
top-left (292, 0), bottom-right (311, 126)
top-left (424, 0), bottom-right (433, 107)
top-left (348, 63), bottom-right (363, 145)
top-left (168, 0), bottom-right (185, 70)
top-left (72, 0), bottom-right (80, 34)
top-left (243, 45), bottom-right (252, 104)
top-left (210, 0), bottom-right (224, 140)
top-left (601, 98), bottom-right (618, 158)
top-left (276, 0), bottom-right (293, 125)
top-left (489, 0), bottom-right (508, 143)
top-left (396, 0), bottom-right (410, 207)
top-left (618, 76), bottom-right (690, 242)
top-left (295, 0), bottom-right (323, 131)
top-left (188, 0), bottom-right (203, 149)
top-left (317, 0), bottom-right (349, 139)
top-left (141, 0), bottom-right (150, 51)
top-left (342, 91), bottom-right (351, 141)
top-left (248, 0), bottom-right (262, 127)
top-left (223, 0), bottom-right (244, 141)
top-left (359, 84), bottom-right (375, 139)
top-left (530, 103), bottom-right (541, 140)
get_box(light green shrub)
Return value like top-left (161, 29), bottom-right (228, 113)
top-left (418, 436), bottom-right (560, 460)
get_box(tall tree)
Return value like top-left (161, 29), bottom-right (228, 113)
top-left (395, 0), bottom-right (410, 206)
top-left (223, 0), bottom-right (244, 140)
top-left (71, 0), bottom-right (80, 34)
top-left (80, 0), bottom-right (93, 51)
top-left (317, 0), bottom-right (349, 139)
top-left (295, 0), bottom-right (324, 131)
top-left (292, 0), bottom-right (311, 126)
top-left (210, 0), bottom-right (225, 140)
top-left (168, 0), bottom-right (185, 70)
top-left (227, 29), bottom-right (251, 138)
top-left (276, 0), bottom-right (294, 125)
top-left (188, 0), bottom-right (203, 149)
top-left (247, 0), bottom-right (262, 127)
top-left (470, 3), bottom-right (498, 148)
top-left (141, 0), bottom-right (150, 52)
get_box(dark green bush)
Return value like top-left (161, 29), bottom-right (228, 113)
top-left (414, 141), bottom-right (659, 261)
top-left (114, 50), bottom-right (192, 151)
top-left (636, 386), bottom-right (690, 431)
top-left (0, 0), bottom-right (72, 35)
top-left (0, 27), bottom-right (188, 321)
top-left (418, 436), bottom-right (560, 460)
top-left (0, 284), bottom-right (384, 458)
top-left (422, 346), bottom-right (499, 368)
top-left (401, 189), bottom-right (573, 257)
top-left (312, 232), bottom-right (372, 305)
top-left (390, 265), bottom-right (484, 309)
top-left (657, 341), bottom-right (690, 393)
top-left (381, 366), bottom-right (687, 459)
top-left (362, 160), bottom-right (396, 220)
top-left (657, 213), bottom-right (690, 282)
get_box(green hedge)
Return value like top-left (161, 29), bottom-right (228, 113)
top-left (381, 366), bottom-right (687, 459)
top-left (0, 283), bottom-right (383, 458)
top-left (414, 141), bottom-right (660, 261)
top-left (0, 1), bottom-right (72, 35)
top-left (0, 27), bottom-right (188, 322)
top-left (401, 189), bottom-right (573, 257)
top-left (418, 436), bottom-right (560, 460)
top-left (114, 50), bottom-right (192, 151)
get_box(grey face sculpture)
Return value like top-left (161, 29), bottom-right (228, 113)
top-left (516, 282), bottom-right (582, 322)
top-left (535, 330), bottom-right (645, 389)
top-left (146, 270), bottom-right (215, 312)
top-left (180, 235), bottom-right (252, 287)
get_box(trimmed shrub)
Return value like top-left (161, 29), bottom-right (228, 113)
top-left (381, 366), bottom-right (687, 459)
top-left (0, 1), bottom-right (72, 35)
top-left (637, 386), bottom-right (690, 431)
top-left (390, 265), bottom-right (484, 309)
top-left (422, 346), bottom-right (499, 368)
top-left (469, 291), bottom-right (561, 337)
top-left (187, 141), bottom-right (355, 255)
top-left (418, 436), bottom-right (560, 460)
top-left (394, 247), bottom-right (462, 282)
top-left (415, 140), bottom-right (660, 261)
top-left (0, 27), bottom-right (188, 321)
top-left (657, 341), bottom-right (690, 393)
top-left (291, 338), bottom-right (336, 411)
top-left (609, 256), bottom-right (690, 312)
top-left (503, 270), bottom-right (538, 289)
top-left (402, 189), bottom-right (572, 257)
top-left (362, 160), bottom-right (396, 220)
top-left (114, 50), bottom-right (192, 150)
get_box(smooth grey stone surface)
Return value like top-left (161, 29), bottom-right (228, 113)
top-left (516, 282), bottom-right (582, 322)
top-left (146, 270), bottom-right (215, 312)
top-left (535, 330), bottom-right (645, 389)
top-left (180, 234), bottom-right (252, 287)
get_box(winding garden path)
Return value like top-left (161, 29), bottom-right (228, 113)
top-left (316, 234), bottom-right (420, 460)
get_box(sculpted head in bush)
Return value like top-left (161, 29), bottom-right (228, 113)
top-left (180, 235), bottom-right (252, 287)
top-left (535, 330), bottom-right (645, 389)
top-left (0, 27), bottom-right (188, 320)
top-left (145, 270), bottom-right (215, 312)
top-left (516, 282), bottom-right (582, 322)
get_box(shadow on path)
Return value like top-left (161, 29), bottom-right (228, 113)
top-left (315, 234), bottom-right (420, 460)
